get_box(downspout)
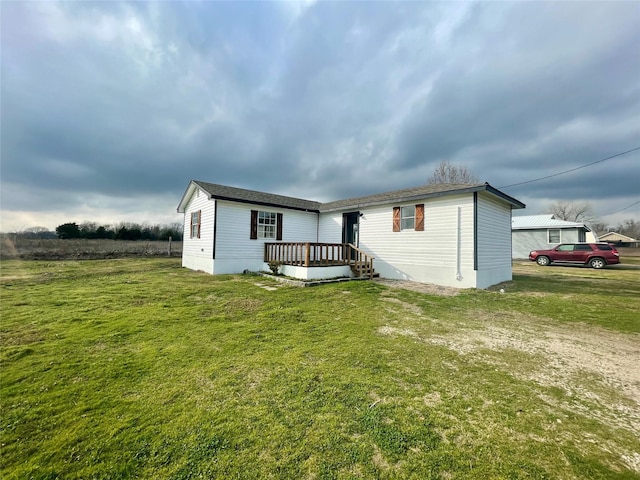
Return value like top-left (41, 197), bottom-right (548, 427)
top-left (509, 206), bottom-right (513, 264)
top-left (456, 206), bottom-right (463, 281)
top-left (212, 200), bottom-right (218, 260)
top-left (473, 192), bottom-right (478, 271)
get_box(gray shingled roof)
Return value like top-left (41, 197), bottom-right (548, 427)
top-left (188, 180), bottom-right (525, 212)
top-left (321, 183), bottom-right (496, 212)
top-left (193, 180), bottom-right (322, 212)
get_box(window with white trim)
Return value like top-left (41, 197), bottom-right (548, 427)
top-left (548, 229), bottom-right (560, 244)
top-left (258, 211), bottom-right (277, 239)
top-left (190, 210), bottom-right (201, 239)
top-left (401, 206), bottom-right (415, 230)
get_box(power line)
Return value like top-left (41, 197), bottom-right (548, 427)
top-left (601, 200), bottom-right (640, 217)
top-left (499, 146), bottom-right (640, 189)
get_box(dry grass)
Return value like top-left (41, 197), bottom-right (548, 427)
top-left (0, 237), bottom-right (181, 260)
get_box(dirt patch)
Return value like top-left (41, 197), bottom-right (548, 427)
top-left (422, 391), bottom-right (443, 407)
top-left (0, 329), bottom-right (44, 347)
top-left (429, 319), bottom-right (640, 404)
top-left (374, 279), bottom-right (460, 296)
top-left (381, 297), bottom-right (425, 316)
top-left (225, 297), bottom-right (263, 312)
top-left (381, 315), bottom-right (640, 438)
top-left (371, 445), bottom-right (391, 470)
top-left (254, 282), bottom-right (279, 291)
top-left (378, 325), bottom-right (420, 339)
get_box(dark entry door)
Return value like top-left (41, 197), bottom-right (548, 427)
top-left (342, 212), bottom-right (359, 246)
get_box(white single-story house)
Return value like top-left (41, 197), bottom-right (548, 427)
top-left (177, 180), bottom-right (526, 289)
top-left (597, 231), bottom-right (639, 248)
top-left (511, 214), bottom-right (597, 259)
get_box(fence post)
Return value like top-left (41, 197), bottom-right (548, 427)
top-left (168, 236), bottom-right (172, 256)
top-left (305, 243), bottom-right (310, 267)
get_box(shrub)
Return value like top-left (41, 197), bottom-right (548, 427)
top-left (267, 260), bottom-right (282, 275)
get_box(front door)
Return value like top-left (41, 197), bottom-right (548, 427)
top-left (343, 212), bottom-right (359, 245)
top-left (342, 212), bottom-right (360, 252)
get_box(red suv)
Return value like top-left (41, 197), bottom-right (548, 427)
top-left (529, 243), bottom-right (620, 269)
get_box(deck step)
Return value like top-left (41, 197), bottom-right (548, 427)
top-left (349, 265), bottom-right (379, 279)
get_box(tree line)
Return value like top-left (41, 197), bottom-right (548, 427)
top-left (50, 222), bottom-right (183, 241)
top-left (545, 201), bottom-right (640, 239)
top-left (589, 219), bottom-right (640, 240)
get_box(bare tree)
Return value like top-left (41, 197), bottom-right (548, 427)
top-left (427, 161), bottom-right (479, 184)
top-left (21, 227), bottom-right (56, 239)
top-left (546, 201), bottom-right (595, 223)
top-left (616, 219), bottom-right (640, 239)
top-left (589, 221), bottom-right (610, 236)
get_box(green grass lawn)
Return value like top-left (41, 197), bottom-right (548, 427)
top-left (1, 258), bottom-right (639, 479)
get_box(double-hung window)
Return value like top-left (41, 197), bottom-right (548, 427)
top-left (548, 229), bottom-right (560, 244)
top-left (401, 206), bottom-right (415, 230)
top-left (393, 204), bottom-right (424, 232)
top-left (190, 210), bottom-right (201, 239)
top-left (250, 210), bottom-right (283, 240)
top-left (258, 211), bottom-right (277, 239)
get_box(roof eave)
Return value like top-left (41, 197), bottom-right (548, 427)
top-left (176, 180), bottom-right (200, 213)
top-left (192, 180), bottom-right (321, 213)
top-left (179, 180), bottom-right (525, 214)
top-left (512, 226), bottom-right (589, 230)
top-left (212, 195), bottom-right (320, 213)
top-left (320, 183), bottom-right (525, 212)
top-left (483, 184), bottom-right (526, 209)
top-left (320, 189), bottom-right (468, 212)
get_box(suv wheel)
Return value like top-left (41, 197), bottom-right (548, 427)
top-left (589, 257), bottom-right (606, 269)
top-left (536, 256), bottom-right (550, 266)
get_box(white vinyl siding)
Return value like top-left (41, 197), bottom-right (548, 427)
top-left (548, 229), bottom-right (561, 244)
top-left (354, 194), bottom-right (476, 288)
top-left (475, 192), bottom-right (513, 288)
top-left (317, 213), bottom-right (343, 243)
top-left (512, 230), bottom-right (550, 259)
top-left (214, 200), bottom-right (318, 273)
top-left (181, 188), bottom-right (215, 273)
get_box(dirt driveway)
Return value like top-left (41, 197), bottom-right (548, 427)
top-left (376, 277), bottom-right (640, 468)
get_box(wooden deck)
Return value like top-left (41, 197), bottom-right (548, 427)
top-left (264, 242), bottom-right (376, 279)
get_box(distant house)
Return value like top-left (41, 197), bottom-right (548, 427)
top-left (597, 232), bottom-right (639, 248)
top-left (511, 214), bottom-right (597, 259)
top-left (177, 180), bottom-right (525, 289)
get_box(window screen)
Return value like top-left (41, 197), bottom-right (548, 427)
top-left (548, 229), bottom-right (560, 243)
top-left (401, 206), bottom-right (415, 230)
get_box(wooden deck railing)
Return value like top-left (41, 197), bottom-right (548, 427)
top-left (264, 242), bottom-right (375, 279)
top-left (346, 244), bottom-right (375, 279)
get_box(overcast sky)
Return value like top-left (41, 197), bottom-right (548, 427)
top-left (1, 1), bottom-right (639, 232)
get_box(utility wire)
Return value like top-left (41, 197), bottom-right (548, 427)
top-left (600, 200), bottom-right (640, 217)
top-left (499, 146), bottom-right (640, 189)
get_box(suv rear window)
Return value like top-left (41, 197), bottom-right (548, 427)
top-left (574, 244), bottom-right (593, 251)
top-left (597, 244), bottom-right (613, 251)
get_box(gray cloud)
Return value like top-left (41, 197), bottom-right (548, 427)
top-left (1, 1), bottom-right (638, 230)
